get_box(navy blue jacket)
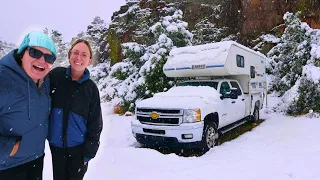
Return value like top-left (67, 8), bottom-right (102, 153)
top-left (48, 67), bottom-right (102, 162)
top-left (0, 50), bottom-right (51, 170)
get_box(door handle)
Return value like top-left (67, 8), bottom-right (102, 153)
top-left (242, 99), bottom-right (245, 101)
top-left (232, 101), bottom-right (235, 103)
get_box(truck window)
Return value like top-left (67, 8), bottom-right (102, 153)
top-left (178, 81), bottom-right (218, 90)
top-left (250, 66), bottom-right (256, 78)
top-left (236, 55), bottom-right (244, 68)
top-left (230, 81), bottom-right (242, 95)
top-left (220, 82), bottom-right (231, 96)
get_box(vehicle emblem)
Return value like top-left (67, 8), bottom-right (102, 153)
top-left (150, 112), bottom-right (160, 119)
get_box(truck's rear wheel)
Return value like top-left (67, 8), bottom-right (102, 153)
top-left (201, 122), bottom-right (219, 151)
top-left (251, 106), bottom-right (259, 123)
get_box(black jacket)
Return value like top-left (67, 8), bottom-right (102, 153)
top-left (48, 66), bottom-right (103, 162)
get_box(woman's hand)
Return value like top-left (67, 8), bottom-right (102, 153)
top-left (9, 141), bottom-right (21, 156)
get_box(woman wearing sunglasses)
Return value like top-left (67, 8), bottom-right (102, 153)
top-left (48, 39), bottom-right (103, 180)
top-left (0, 31), bottom-right (56, 180)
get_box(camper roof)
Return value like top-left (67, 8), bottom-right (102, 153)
top-left (163, 41), bottom-right (266, 77)
top-left (165, 41), bottom-right (232, 69)
top-left (166, 41), bottom-right (265, 69)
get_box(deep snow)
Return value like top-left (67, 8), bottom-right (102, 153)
top-left (43, 95), bottom-right (320, 180)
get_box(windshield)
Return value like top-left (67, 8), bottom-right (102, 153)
top-left (178, 81), bottom-right (218, 90)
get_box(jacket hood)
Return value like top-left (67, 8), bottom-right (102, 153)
top-left (0, 50), bottom-right (31, 82)
top-left (0, 50), bottom-right (49, 120)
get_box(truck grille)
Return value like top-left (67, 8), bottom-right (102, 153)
top-left (137, 108), bottom-right (181, 114)
top-left (137, 116), bottom-right (180, 124)
top-left (136, 108), bottom-right (183, 125)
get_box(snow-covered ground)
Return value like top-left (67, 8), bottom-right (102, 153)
top-left (43, 95), bottom-right (320, 180)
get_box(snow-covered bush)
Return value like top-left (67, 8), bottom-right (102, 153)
top-left (268, 12), bottom-right (320, 115)
top-left (268, 12), bottom-right (311, 96)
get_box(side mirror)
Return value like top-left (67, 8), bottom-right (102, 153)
top-left (230, 88), bottom-right (238, 99)
top-left (220, 92), bottom-right (230, 99)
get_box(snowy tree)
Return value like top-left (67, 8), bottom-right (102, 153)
top-left (70, 17), bottom-right (109, 65)
top-left (51, 30), bottom-right (69, 67)
top-left (287, 29), bottom-right (320, 115)
top-left (192, 17), bottom-right (228, 45)
top-left (71, 31), bottom-right (87, 43)
top-left (142, 10), bottom-right (192, 98)
top-left (0, 38), bottom-right (16, 59)
top-left (43, 29), bottom-right (69, 67)
top-left (267, 12), bottom-right (320, 115)
top-left (43, 28), bottom-right (49, 36)
top-left (87, 16), bottom-right (108, 43)
top-left (287, 78), bottom-right (320, 115)
top-left (268, 12), bottom-right (311, 95)
top-left (86, 16), bottom-right (109, 64)
top-left (95, 9), bottom-right (192, 113)
top-left (141, 34), bottom-right (175, 98)
top-left (97, 43), bottom-right (146, 112)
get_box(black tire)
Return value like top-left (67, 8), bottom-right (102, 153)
top-left (251, 106), bottom-right (260, 123)
top-left (201, 122), bottom-right (219, 152)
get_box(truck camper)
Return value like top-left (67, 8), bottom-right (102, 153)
top-left (131, 41), bottom-right (267, 151)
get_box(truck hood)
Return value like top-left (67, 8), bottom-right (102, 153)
top-left (137, 86), bottom-right (221, 109)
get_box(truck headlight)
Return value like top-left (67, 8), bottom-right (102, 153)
top-left (183, 109), bottom-right (201, 123)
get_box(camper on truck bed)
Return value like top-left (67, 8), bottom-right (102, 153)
top-left (131, 41), bottom-right (267, 151)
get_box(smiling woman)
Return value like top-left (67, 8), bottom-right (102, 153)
top-left (0, 31), bottom-right (56, 180)
top-left (48, 39), bottom-right (103, 180)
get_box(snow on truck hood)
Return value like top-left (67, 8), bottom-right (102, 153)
top-left (137, 86), bottom-right (221, 109)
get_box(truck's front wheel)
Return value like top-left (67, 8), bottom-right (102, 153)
top-left (201, 122), bottom-right (219, 151)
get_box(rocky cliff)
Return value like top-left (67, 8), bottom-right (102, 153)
top-left (107, 0), bottom-right (320, 65)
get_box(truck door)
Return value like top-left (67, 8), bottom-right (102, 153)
top-left (219, 81), bottom-right (237, 125)
top-left (230, 81), bottom-right (246, 120)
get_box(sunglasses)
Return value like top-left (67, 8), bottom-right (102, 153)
top-left (27, 47), bottom-right (56, 64)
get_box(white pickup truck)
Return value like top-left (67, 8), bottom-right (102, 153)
top-left (131, 41), bottom-right (267, 151)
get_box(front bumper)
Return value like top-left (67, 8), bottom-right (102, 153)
top-left (131, 119), bottom-right (204, 147)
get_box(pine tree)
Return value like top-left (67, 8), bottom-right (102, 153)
top-left (142, 10), bottom-right (192, 98)
top-left (288, 78), bottom-right (320, 115)
top-left (86, 16), bottom-right (109, 64)
top-left (96, 43), bottom-right (146, 112)
top-left (268, 12), bottom-right (311, 95)
top-left (267, 12), bottom-right (320, 115)
top-left (192, 18), bottom-right (228, 45)
top-left (287, 30), bottom-right (320, 115)
top-left (43, 29), bottom-right (69, 67)
top-left (94, 9), bottom-right (192, 113)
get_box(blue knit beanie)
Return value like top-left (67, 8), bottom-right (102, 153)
top-left (17, 31), bottom-right (57, 58)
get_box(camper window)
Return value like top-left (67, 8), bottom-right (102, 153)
top-left (236, 55), bottom-right (244, 68)
top-left (230, 81), bottom-right (242, 95)
top-left (250, 66), bottom-right (256, 78)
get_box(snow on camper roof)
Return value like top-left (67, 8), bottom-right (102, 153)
top-left (164, 41), bottom-right (234, 70)
top-left (164, 41), bottom-right (266, 72)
